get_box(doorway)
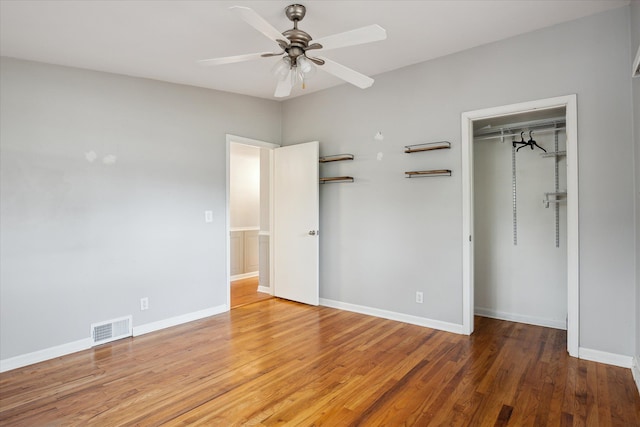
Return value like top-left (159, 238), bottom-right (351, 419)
top-left (226, 135), bottom-right (279, 309)
top-left (461, 95), bottom-right (579, 357)
top-left (226, 136), bottom-right (321, 309)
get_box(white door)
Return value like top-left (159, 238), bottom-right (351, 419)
top-left (273, 141), bottom-right (319, 305)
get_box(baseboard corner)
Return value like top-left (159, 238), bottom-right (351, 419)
top-left (133, 304), bottom-right (228, 337)
top-left (632, 355), bottom-right (640, 395)
top-left (257, 285), bottom-right (271, 294)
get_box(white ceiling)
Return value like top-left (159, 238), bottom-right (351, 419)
top-left (0, 0), bottom-right (629, 101)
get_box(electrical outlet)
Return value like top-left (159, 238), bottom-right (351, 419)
top-left (140, 297), bottom-right (149, 311)
top-left (205, 210), bottom-right (213, 223)
top-left (416, 291), bottom-right (423, 304)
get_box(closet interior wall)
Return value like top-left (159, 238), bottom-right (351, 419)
top-left (473, 117), bottom-right (568, 329)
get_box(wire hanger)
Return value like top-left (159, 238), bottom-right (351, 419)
top-left (528, 131), bottom-right (546, 152)
top-left (516, 131), bottom-right (546, 152)
top-left (512, 132), bottom-right (528, 150)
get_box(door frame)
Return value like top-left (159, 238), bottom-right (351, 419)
top-left (460, 94), bottom-right (579, 357)
top-left (226, 134), bottom-right (280, 310)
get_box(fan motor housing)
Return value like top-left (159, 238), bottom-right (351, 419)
top-left (284, 28), bottom-right (312, 48)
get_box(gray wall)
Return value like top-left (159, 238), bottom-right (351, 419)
top-left (259, 147), bottom-right (271, 288)
top-left (631, 0), bottom-right (640, 365)
top-left (260, 148), bottom-right (271, 233)
top-left (282, 7), bottom-right (635, 356)
top-left (229, 143), bottom-right (260, 229)
top-left (0, 58), bottom-right (281, 359)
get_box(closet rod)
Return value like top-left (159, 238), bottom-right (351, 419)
top-left (474, 116), bottom-right (565, 135)
top-left (474, 125), bottom-right (566, 142)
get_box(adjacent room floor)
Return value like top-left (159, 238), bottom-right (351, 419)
top-left (1, 299), bottom-right (639, 425)
top-left (230, 276), bottom-right (272, 308)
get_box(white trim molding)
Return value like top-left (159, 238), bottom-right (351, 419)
top-left (578, 347), bottom-right (633, 368)
top-left (632, 356), bottom-right (640, 395)
top-left (0, 338), bottom-right (93, 373)
top-left (257, 285), bottom-right (271, 294)
top-left (230, 226), bottom-right (260, 232)
top-left (475, 308), bottom-right (566, 330)
top-left (133, 304), bottom-right (227, 337)
top-left (320, 298), bottom-right (465, 335)
top-left (230, 271), bottom-right (259, 281)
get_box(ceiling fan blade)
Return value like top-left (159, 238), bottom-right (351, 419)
top-left (312, 24), bottom-right (387, 51)
top-left (274, 70), bottom-right (293, 98)
top-left (317, 57), bottom-right (374, 89)
top-left (230, 6), bottom-right (284, 43)
top-left (197, 52), bottom-right (269, 66)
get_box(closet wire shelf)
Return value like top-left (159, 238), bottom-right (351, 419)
top-left (540, 150), bottom-right (566, 158)
top-left (543, 192), bottom-right (566, 208)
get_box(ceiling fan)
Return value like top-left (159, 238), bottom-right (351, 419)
top-left (198, 4), bottom-right (387, 98)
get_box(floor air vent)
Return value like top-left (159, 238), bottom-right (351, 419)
top-left (91, 315), bottom-right (132, 346)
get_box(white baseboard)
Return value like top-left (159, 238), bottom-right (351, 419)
top-left (0, 305), bottom-right (229, 373)
top-left (320, 298), bottom-right (464, 335)
top-left (632, 356), bottom-right (640, 396)
top-left (475, 307), bottom-right (566, 330)
top-left (257, 285), bottom-right (271, 294)
top-left (578, 347), bottom-right (633, 368)
top-left (133, 304), bottom-right (227, 337)
top-left (231, 271), bottom-right (259, 281)
top-left (0, 337), bottom-right (93, 373)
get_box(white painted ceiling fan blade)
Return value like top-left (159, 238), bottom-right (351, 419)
top-left (197, 52), bottom-right (270, 66)
top-left (274, 70), bottom-right (293, 97)
top-left (317, 57), bottom-right (374, 89)
top-left (313, 25), bottom-right (386, 51)
top-left (230, 6), bottom-right (284, 43)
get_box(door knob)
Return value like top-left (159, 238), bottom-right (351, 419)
top-left (308, 230), bottom-right (317, 236)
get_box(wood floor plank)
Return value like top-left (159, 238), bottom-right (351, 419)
top-left (545, 329), bottom-right (570, 426)
top-left (1, 300), bottom-right (639, 426)
top-left (596, 363), bottom-right (613, 426)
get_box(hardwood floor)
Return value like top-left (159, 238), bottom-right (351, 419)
top-left (230, 276), bottom-right (272, 308)
top-left (1, 299), bottom-right (639, 426)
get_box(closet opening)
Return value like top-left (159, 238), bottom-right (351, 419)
top-left (461, 95), bottom-right (579, 357)
top-left (473, 108), bottom-right (567, 329)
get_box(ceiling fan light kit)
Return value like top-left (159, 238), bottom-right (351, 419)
top-left (198, 4), bottom-right (387, 98)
